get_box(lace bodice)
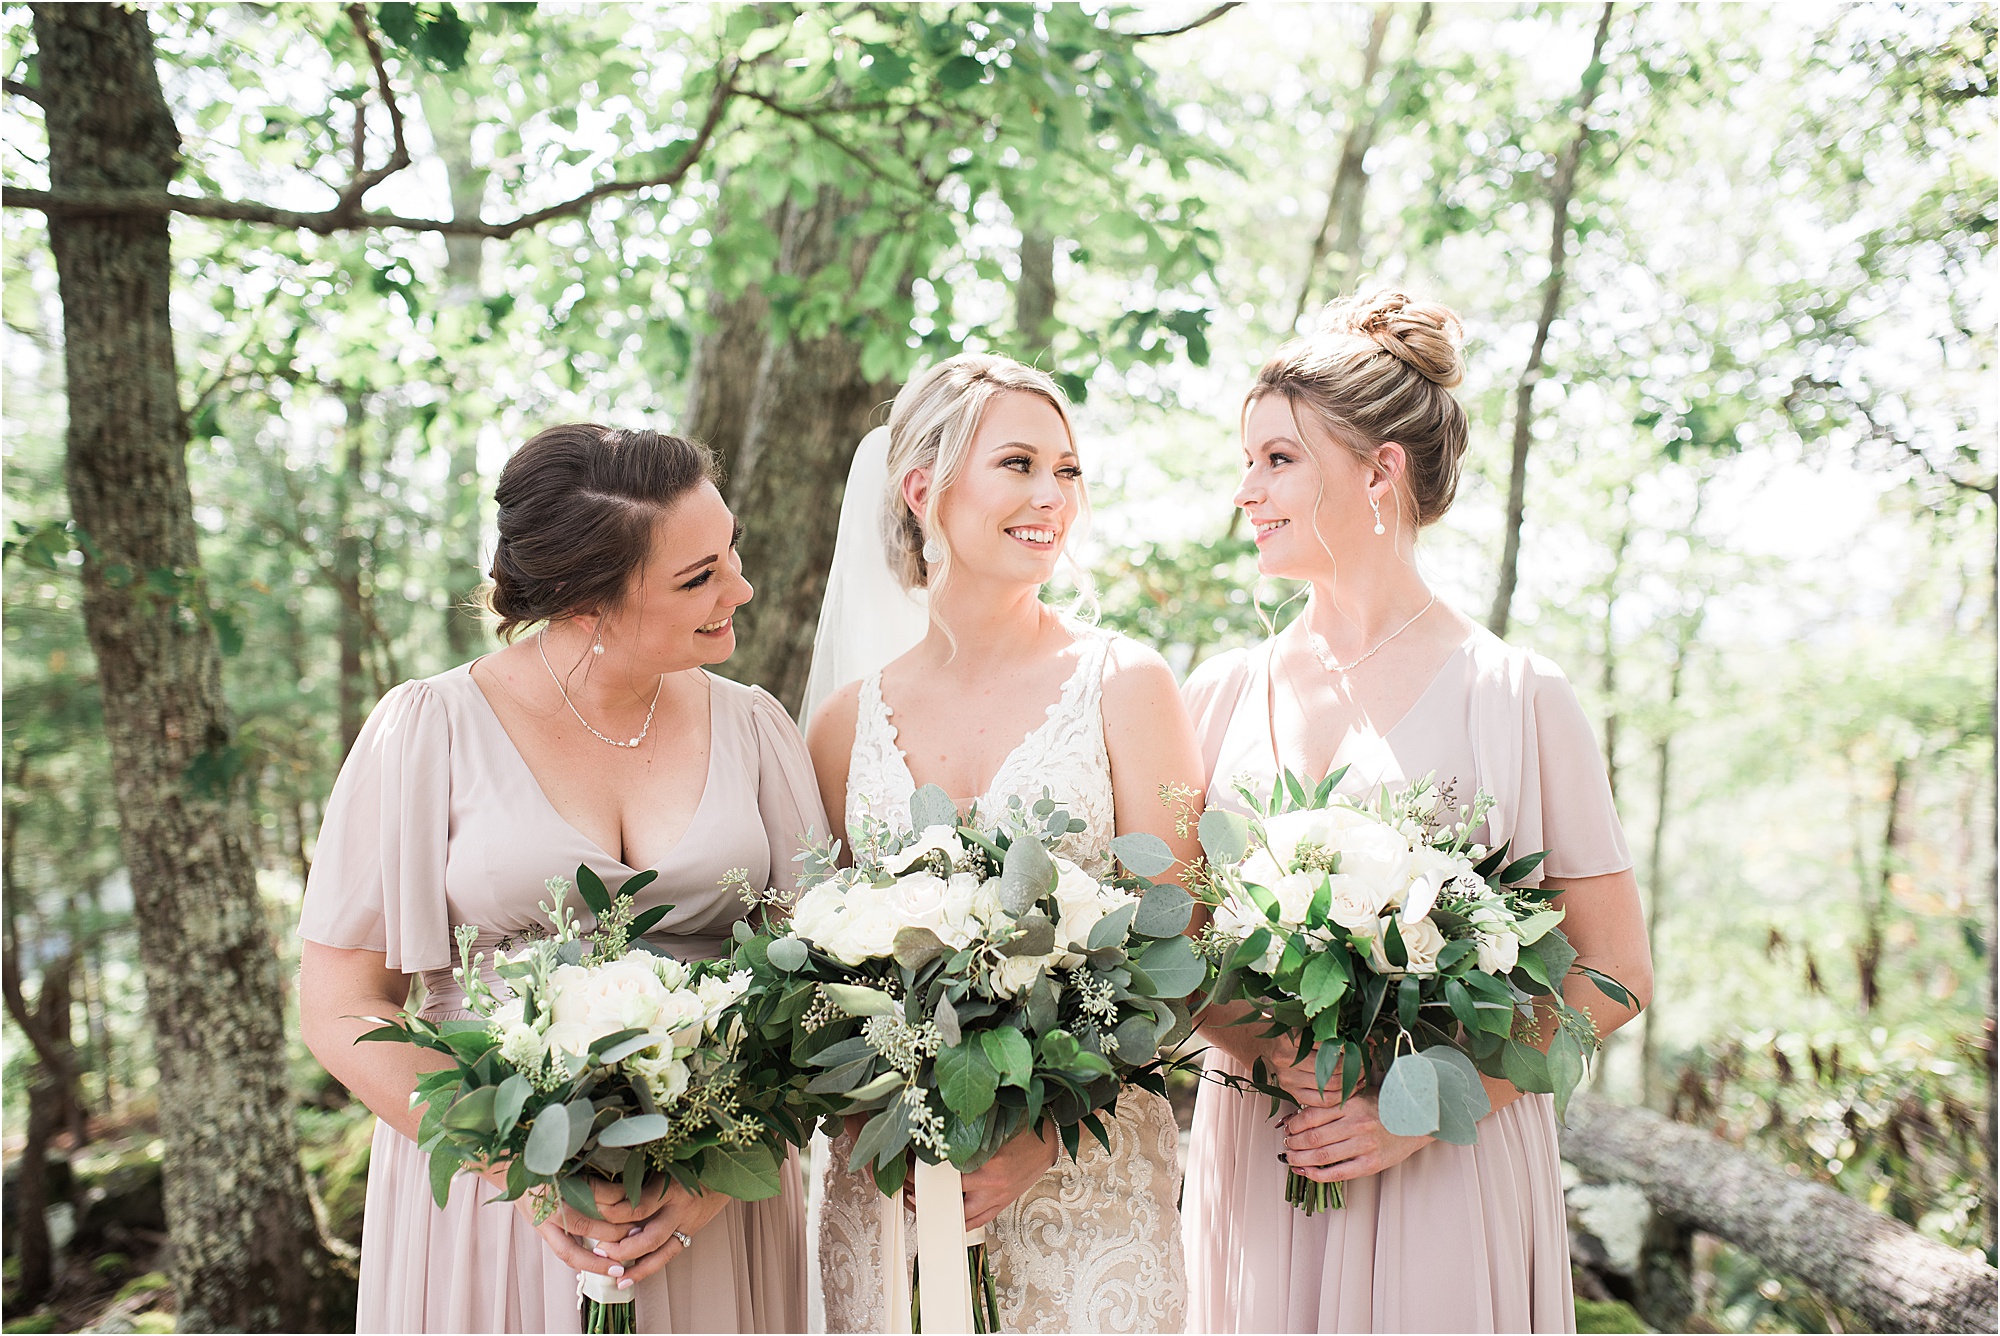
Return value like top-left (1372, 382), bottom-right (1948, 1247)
top-left (816, 621), bottom-right (1187, 1333)
top-left (846, 626), bottom-right (1117, 870)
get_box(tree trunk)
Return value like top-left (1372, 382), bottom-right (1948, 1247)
top-left (1015, 229), bottom-right (1057, 362)
top-left (35, 6), bottom-right (345, 1329)
top-left (1486, 1), bottom-right (1615, 638)
top-left (708, 189), bottom-right (903, 713)
top-left (336, 390), bottom-right (366, 759)
top-left (1857, 756), bottom-right (1906, 1013)
top-left (12, 957), bottom-right (75, 1309)
top-left (421, 80), bottom-right (491, 660)
top-left (1564, 1094), bottom-right (2000, 1334)
top-left (1599, 516), bottom-right (1631, 805)
top-left (683, 249), bottom-right (773, 484)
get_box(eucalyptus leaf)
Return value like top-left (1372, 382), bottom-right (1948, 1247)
top-left (824, 983), bottom-right (899, 1017)
top-left (765, 936), bottom-right (810, 972)
top-left (1086, 901), bottom-right (1138, 952)
top-left (1000, 836), bottom-right (1057, 915)
top-left (599, 1113), bottom-right (671, 1148)
top-left (1548, 1028), bottom-right (1585, 1122)
top-left (894, 926), bottom-right (948, 970)
top-left (1423, 1047), bottom-right (1492, 1145)
top-left (524, 1106), bottom-right (571, 1175)
top-left (1001, 913), bottom-right (1058, 958)
top-left (1109, 832), bottom-right (1176, 878)
top-left (1131, 933), bottom-right (1204, 998)
top-left (698, 1142), bottom-right (784, 1201)
top-left (1199, 809), bottom-right (1250, 865)
top-left (1133, 884), bottom-right (1194, 937)
top-left (1376, 1051), bottom-right (1441, 1138)
top-left (935, 993), bottom-right (961, 1047)
top-left (427, 1145), bottom-right (464, 1208)
top-left (909, 783), bottom-right (959, 833)
top-left (494, 1074), bottom-right (532, 1141)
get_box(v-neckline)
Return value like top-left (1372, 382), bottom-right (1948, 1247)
top-left (1260, 633), bottom-right (1474, 789)
top-left (459, 661), bottom-right (717, 874)
top-left (875, 634), bottom-right (1100, 815)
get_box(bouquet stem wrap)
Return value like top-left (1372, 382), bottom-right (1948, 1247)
top-left (881, 1161), bottom-right (982, 1333)
top-left (578, 1269), bottom-right (636, 1334)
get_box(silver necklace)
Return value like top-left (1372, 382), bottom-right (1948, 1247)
top-left (1305, 593), bottom-right (1438, 674)
top-left (538, 631), bottom-right (664, 749)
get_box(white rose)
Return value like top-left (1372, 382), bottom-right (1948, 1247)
top-left (885, 825), bottom-right (967, 875)
top-left (577, 956), bottom-right (677, 1035)
top-left (1053, 859), bottom-right (1123, 964)
top-left (1475, 931), bottom-right (1520, 974)
top-left (1262, 805), bottom-right (1378, 869)
top-left (1402, 846), bottom-right (1470, 925)
top-left (1329, 821), bottom-right (1414, 904)
top-left (817, 885), bottom-right (902, 966)
top-left (652, 955), bottom-right (691, 991)
top-left (696, 970), bottom-right (750, 1016)
top-left (486, 996), bottom-right (526, 1032)
top-left (546, 963), bottom-right (594, 1025)
top-left (1214, 894), bottom-right (1282, 972)
top-left (629, 1052), bottom-right (691, 1106)
top-left (1325, 872), bottom-right (1392, 931)
top-left (988, 952), bottom-right (1050, 999)
top-left (1270, 872), bottom-right (1318, 928)
top-left (886, 872), bottom-right (952, 935)
top-left (1366, 914), bottom-right (1445, 975)
top-left (1468, 898), bottom-right (1511, 933)
top-left (789, 884), bottom-right (848, 946)
top-left (936, 873), bottom-right (995, 949)
top-left (1239, 848), bottom-right (1284, 888)
top-left (541, 1019), bottom-right (593, 1058)
top-left (653, 989), bottom-right (708, 1049)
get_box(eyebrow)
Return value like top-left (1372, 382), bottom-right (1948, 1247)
top-left (992, 439), bottom-right (1080, 459)
top-left (673, 519), bottom-right (744, 577)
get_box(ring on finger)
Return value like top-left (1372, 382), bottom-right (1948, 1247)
top-left (671, 1229), bottom-right (692, 1250)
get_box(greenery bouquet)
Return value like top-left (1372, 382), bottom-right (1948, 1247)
top-left (729, 785), bottom-right (1206, 1331)
top-left (360, 866), bottom-right (805, 1334)
top-left (1192, 770), bottom-right (1633, 1214)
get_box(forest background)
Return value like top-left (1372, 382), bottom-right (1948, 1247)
top-left (0, 2), bottom-right (1992, 1333)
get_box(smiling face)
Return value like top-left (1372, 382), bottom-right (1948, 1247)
top-left (599, 480), bottom-right (753, 670)
top-left (917, 391), bottom-right (1084, 588)
top-left (1236, 392), bottom-right (1392, 581)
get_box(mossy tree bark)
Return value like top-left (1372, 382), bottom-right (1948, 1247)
top-left (34, 5), bottom-right (346, 1328)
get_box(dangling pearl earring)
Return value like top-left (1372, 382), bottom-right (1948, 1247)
top-left (1371, 495), bottom-right (1386, 536)
top-left (591, 627), bottom-right (606, 655)
top-left (922, 536), bottom-right (944, 564)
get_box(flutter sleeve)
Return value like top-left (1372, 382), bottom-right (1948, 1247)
top-left (298, 679), bottom-right (454, 973)
top-left (1180, 646), bottom-right (1254, 785)
top-left (746, 685), bottom-right (831, 902)
top-left (1524, 656), bottom-right (1634, 882)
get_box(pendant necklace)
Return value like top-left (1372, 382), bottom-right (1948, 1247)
top-left (1305, 593), bottom-right (1438, 675)
top-left (538, 631), bottom-right (663, 749)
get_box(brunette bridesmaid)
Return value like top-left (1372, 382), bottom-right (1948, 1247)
top-left (298, 425), bottom-right (822, 1332)
top-left (1181, 292), bottom-right (1654, 1333)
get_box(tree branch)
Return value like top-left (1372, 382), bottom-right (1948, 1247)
top-left (1128, 3), bottom-right (1241, 39)
top-left (335, 4), bottom-right (411, 217)
top-left (737, 88), bottom-right (930, 197)
top-left (3, 78), bottom-right (42, 106)
top-left (2, 59), bottom-right (741, 239)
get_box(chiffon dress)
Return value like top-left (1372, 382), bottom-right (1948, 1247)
top-left (1180, 627), bottom-right (1633, 1334)
top-left (298, 663), bottom-right (825, 1334)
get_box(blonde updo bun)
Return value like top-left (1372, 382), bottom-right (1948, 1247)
top-left (1250, 287), bottom-right (1471, 527)
top-left (1326, 288), bottom-right (1465, 389)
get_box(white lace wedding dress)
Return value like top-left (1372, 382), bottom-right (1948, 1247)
top-left (814, 625), bottom-right (1189, 1333)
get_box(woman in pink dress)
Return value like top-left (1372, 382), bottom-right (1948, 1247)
top-left (298, 425), bottom-right (821, 1332)
top-left (1181, 292), bottom-right (1655, 1333)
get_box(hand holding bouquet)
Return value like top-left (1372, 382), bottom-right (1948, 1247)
top-left (1193, 770), bottom-right (1632, 1213)
top-left (361, 866), bottom-right (801, 1332)
top-left (730, 785), bottom-right (1205, 1331)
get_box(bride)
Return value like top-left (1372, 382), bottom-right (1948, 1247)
top-left (801, 353), bottom-right (1204, 1332)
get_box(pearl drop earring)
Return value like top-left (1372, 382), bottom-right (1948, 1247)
top-left (591, 628), bottom-right (606, 655)
top-left (1371, 495), bottom-right (1386, 536)
top-left (922, 536), bottom-right (944, 564)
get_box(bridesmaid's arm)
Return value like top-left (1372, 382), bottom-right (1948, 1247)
top-left (806, 682), bottom-right (862, 869)
top-left (1101, 639), bottom-right (1206, 875)
top-left (298, 940), bottom-right (449, 1145)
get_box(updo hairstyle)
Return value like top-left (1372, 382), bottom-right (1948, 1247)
top-left (1250, 289), bottom-right (1469, 527)
top-left (484, 423), bottom-right (719, 641)
top-left (881, 353), bottom-right (1082, 592)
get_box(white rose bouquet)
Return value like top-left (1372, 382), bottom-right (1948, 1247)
top-left (1194, 769), bottom-right (1633, 1214)
top-left (729, 784), bottom-right (1205, 1331)
top-left (360, 865), bottom-right (803, 1334)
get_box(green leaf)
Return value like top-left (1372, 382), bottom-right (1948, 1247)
top-left (1002, 913), bottom-right (1057, 958)
top-left (523, 1107), bottom-right (570, 1175)
top-left (738, 21), bottom-right (792, 60)
top-left (1548, 1029), bottom-right (1585, 1122)
top-left (1376, 1051), bottom-right (1440, 1137)
top-left (806, 1057), bottom-right (874, 1095)
top-left (596, 1032), bottom-right (671, 1065)
top-left (1498, 851), bottom-right (1550, 885)
top-left (1424, 1047), bottom-right (1491, 1145)
top-left (1313, 1039), bottom-right (1341, 1094)
top-left (1199, 810), bottom-right (1250, 865)
top-left (494, 1075), bottom-right (532, 1140)
top-left (1512, 909), bottom-right (1565, 944)
top-left (575, 864), bottom-right (614, 917)
top-left (443, 1084), bottom-right (498, 1133)
top-left (1501, 1041), bottom-right (1554, 1094)
top-left (1301, 951), bottom-right (1350, 1017)
top-left (1397, 974), bottom-right (1420, 1030)
top-left (427, 1144), bottom-right (464, 1208)
top-left (935, 993), bottom-right (961, 1047)
top-left (1087, 902), bottom-right (1138, 951)
top-left (599, 1114), bottom-right (671, 1148)
top-left (981, 1027), bottom-right (1034, 1088)
top-left (699, 1142), bottom-right (784, 1201)
top-left (1444, 977), bottom-right (1480, 1034)
top-left (617, 869), bottom-right (660, 901)
top-left (1133, 884), bottom-right (1194, 937)
top-left (765, 936), bottom-right (809, 972)
top-left (937, 1038), bottom-right (999, 1119)
top-left (1230, 928), bottom-right (1273, 972)
top-left (823, 984), bottom-right (898, 1017)
top-left (562, 1099), bottom-right (594, 1160)
top-left (558, 1172), bottom-right (603, 1221)
top-left (1109, 832), bottom-right (1176, 878)
top-left (909, 784), bottom-right (959, 832)
top-left (1000, 834), bottom-right (1057, 915)
top-left (1132, 933), bottom-right (1204, 998)
top-left (938, 54), bottom-right (985, 89)
top-left (629, 904), bottom-right (672, 938)
top-left (894, 926), bottom-right (949, 971)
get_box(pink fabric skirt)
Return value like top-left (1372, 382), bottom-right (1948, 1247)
top-left (355, 1119), bottom-right (806, 1333)
top-left (1184, 1048), bottom-right (1574, 1334)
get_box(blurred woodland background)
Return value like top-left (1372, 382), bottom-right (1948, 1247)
top-left (0, 2), bottom-right (1993, 1332)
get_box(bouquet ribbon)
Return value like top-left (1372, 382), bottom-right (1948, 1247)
top-left (578, 1269), bottom-right (635, 1309)
top-left (880, 1160), bottom-right (978, 1333)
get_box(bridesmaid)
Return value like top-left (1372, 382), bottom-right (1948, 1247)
top-left (298, 425), bottom-right (822, 1333)
top-left (1181, 291), bottom-right (1654, 1333)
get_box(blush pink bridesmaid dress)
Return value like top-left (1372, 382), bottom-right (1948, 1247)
top-left (1180, 628), bottom-right (1633, 1333)
top-left (299, 664), bottom-right (824, 1333)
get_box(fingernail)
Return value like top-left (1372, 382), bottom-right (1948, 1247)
top-left (592, 1246), bottom-right (607, 1257)
top-left (627, 1225), bottom-right (643, 1238)
top-left (617, 1278), bottom-right (634, 1291)
top-left (608, 1264), bottom-right (625, 1277)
